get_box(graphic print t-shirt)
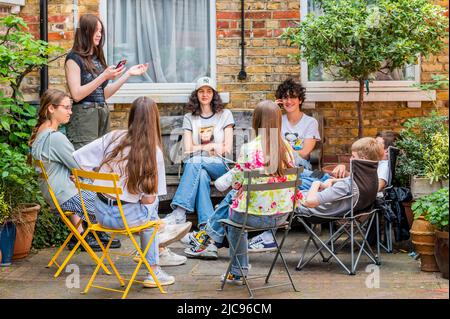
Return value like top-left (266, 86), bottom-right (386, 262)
top-left (281, 114), bottom-right (320, 152)
top-left (182, 109), bottom-right (235, 146)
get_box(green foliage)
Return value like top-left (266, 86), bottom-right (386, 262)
top-left (0, 15), bottom-right (64, 98)
top-left (282, 0), bottom-right (448, 82)
top-left (0, 186), bottom-right (12, 225)
top-left (0, 15), bottom-right (65, 248)
top-left (32, 209), bottom-right (70, 249)
top-left (0, 143), bottom-right (42, 213)
top-left (423, 131), bottom-right (449, 183)
top-left (412, 188), bottom-right (449, 231)
top-left (282, 0), bottom-right (448, 137)
top-left (396, 111), bottom-right (448, 185)
top-left (413, 74), bottom-right (450, 92)
top-left (0, 91), bottom-right (37, 153)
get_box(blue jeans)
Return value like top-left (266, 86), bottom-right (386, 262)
top-left (94, 197), bottom-right (159, 265)
top-left (299, 169), bottom-right (330, 191)
top-left (227, 210), bottom-right (288, 277)
top-left (205, 189), bottom-right (237, 244)
top-left (171, 155), bottom-right (228, 227)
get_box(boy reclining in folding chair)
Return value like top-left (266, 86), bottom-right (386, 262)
top-left (298, 137), bottom-right (383, 216)
top-left (330, 131), bottom-right (399, 192)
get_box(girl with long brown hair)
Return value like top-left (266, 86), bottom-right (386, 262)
top-left (65, 14), bottom-right (148, 150)
top-left (185, 101), bottom-right (298, 283)
top-left (73, 97), bottom-right (186, 288)
top-left (30, 89), bottom-right (120, 251)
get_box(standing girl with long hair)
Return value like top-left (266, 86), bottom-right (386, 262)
top-left (73, 97), bottom-right (177, 287)
top-left (65, 14), bottom-right (148, 150)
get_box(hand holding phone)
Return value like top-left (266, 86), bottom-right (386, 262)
top-left (115, 59), bottom-right (127, 69)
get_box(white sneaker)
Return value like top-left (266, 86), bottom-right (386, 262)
top-left (143, 268), bottom-right (175, 288)
top-left (163, 210), bottom-right (187, 225)
top-left (159, 222), bottom-right (192, 248)
top-left (159, 247), bottom-right (187, 266)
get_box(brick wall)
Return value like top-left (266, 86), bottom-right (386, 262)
top-left (6, 0), bottom-right (449, 162)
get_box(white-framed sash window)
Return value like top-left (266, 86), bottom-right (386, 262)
top-left (100, 0), bottom-right (228, 103)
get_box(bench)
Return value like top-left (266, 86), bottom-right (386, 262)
top-left (159, 110), bottom-right (324, 204)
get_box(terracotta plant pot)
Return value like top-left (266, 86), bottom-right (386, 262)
top-left (410, 216), bottom-right (439, 272)
top-left (402, 201), bottom-right (414, 229)
top-left (12, 203), bottom-right (40, 260)
top-left (434, 230), bottom-right (449, 279)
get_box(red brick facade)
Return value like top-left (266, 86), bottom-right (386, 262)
top-left (1, 0), bottom-right (448, 162)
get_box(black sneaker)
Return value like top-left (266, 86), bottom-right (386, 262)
top-left (67, 233), bottom-right (102, 252)
top-left (97, 232), bottom-right (122, 249)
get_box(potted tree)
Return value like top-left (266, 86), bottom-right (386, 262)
top-left (282, 0), bottom-right (448, 138)
top-left (0, 15), bottom-right (63, 259)
top-left (411, 188), bottom-right (449, 277)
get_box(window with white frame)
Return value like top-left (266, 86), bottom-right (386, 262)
top-left (299, 0), bottom-right (432, 108)
top-left (100, 0), bottom-right (220, 103)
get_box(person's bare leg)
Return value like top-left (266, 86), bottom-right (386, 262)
top-left (69, 214), bottom-right (84, 233)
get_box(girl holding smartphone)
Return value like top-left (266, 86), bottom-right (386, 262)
top-left (65, 14), bottom-right (149, 150)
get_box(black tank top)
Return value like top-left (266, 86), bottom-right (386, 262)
top-left (65, 51), bottom-right (109, 103)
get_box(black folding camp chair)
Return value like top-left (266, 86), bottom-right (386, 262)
top-left (295, 159), bottom-right (381, 275)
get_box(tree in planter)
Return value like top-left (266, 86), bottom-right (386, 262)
top-left (282, 0), bottom-right (448, 138)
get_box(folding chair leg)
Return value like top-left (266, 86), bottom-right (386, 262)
top-left (47, 231), bottom-right (74, 268)
top-left (92, 231), bottom-right (124, 286)
top-left (83, 232), bottom-right (124, 295)
top-left (219, 225), bottom-right (248, 293)
top-left (297, 218), bottom-right (353, 275)
top-left (265, 228), bottom-right (298, 293)
top-left (125, 227), bottom-right (166, 298)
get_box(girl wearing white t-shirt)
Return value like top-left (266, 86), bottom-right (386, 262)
top-left (249, 79), bottom-right (320, 252)
top-left (164, 77), bottom-right (235, 230)
top-left (73, 97), bottom-right (175, 288)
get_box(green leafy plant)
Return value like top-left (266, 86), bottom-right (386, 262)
top-left (396, 111), bottom-right (448, 185)
top-left (0, 186), bottom-right (12, 225)
top-left (412, 188), bottom-right (449, 232)
top-left (0, 15), bottom-right (65, 248)
top-left (423, 131), bottom-right (449, 183)
top-left (282, 0), bottom-right (449, 138)
top-left (1, 15), bottom-right (64, 153)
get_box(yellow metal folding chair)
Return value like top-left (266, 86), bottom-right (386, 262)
top-left (72, 168), bottom-right (165, 299)
top-left (34, 160), bottom-right (111, 278)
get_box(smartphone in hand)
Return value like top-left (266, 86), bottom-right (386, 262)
top-left (115, 59), bottom-right (127, 69)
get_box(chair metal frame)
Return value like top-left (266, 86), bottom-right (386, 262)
top-left (34, 160), bottom-right (111, 278)
top-left (377, 146), bottom-right (400, 253)
top-left (218, 166), bottom-right (303, 298)
top-left (296, 159), bottom-right (381, 275)
top-left (72, 168), bottom-right (164, 299)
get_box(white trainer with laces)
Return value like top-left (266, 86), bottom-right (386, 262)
top-left (159, 247), bottom-right (187, 266)
top-left (159, 222), bottom-right (192, 247)
top-left (143, 268), bottom-right (175, 288)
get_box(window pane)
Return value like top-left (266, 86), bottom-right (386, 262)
top-left (305, 0), bottom-right (415, 82)
top-left (107, 0), bottom-right (211, 83)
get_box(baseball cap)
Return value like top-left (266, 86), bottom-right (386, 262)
top-left (195, 76), bottom-right (217, 91)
